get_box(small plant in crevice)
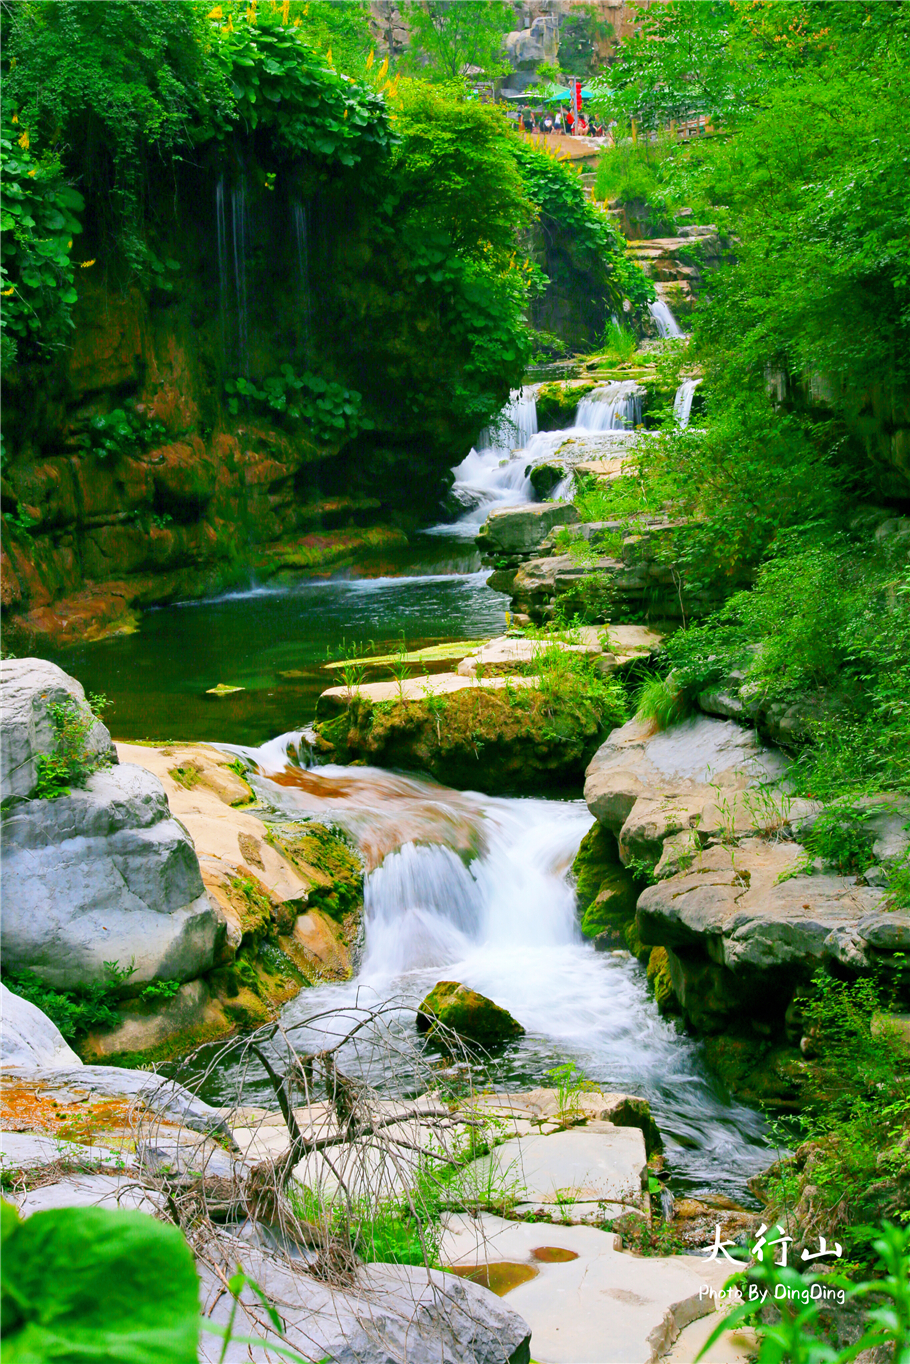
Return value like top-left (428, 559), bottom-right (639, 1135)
top-left (33, 693), bottom-right (111, 799)
top-left (634, 672), bottom-right (688, 731)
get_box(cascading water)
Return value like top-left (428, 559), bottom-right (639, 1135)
top-left (291, 199), bottom-right (312, 367)
top-left (428, 381), bottom-right (645, 539)
top-left (673, 377), bottom-right (701, 428)
top-left (649, 299), bottom-right (685, 339)
top-left (216, 736), bottom-right (771, 1200)
top-left (231, 176), bottom-right (249, 377)
top-left (575, 381), bottom-right (643, 432)
top-left (425, 388), bottom-right (540, 538)
top-left (214, 169), bottom-right (251, 376)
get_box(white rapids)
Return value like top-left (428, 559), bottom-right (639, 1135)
top-left (221, 736), bottom-right (771, 1199)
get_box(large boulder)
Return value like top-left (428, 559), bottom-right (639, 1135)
top-left (0, 657), bottom-right (117, 800)
top-left (635, 839), bottom-right (909, 1032)
top-left (1, 763), bottom-right (219, 989)
top-left (476, 503), bottom-right (578, 556)
top-left (417, 982), bottom-right (525, 1047)
top-left (584, 715), bottom-right (789, 866)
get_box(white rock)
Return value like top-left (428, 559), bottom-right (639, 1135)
top-left (0, 657), bottom-right (117, 800)
top-left (0, 982), bottom-right (83, 1068)
top-left (0, 1130), bottom-right (130, 1172)
top-left (463, 1126), bottom-right (648, 1222)
top-left (439, 1213), bottom-right (737, 1364)
top-left (1, 763), bottom-right (219, 988)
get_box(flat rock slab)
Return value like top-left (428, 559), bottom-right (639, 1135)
top-left (2, 1065), bottom-right (234, 1143)
top-left (465, 1127), bottom-right (648, 1222)
top-left (1, 1130), bottom-right (131, 1172)
top-left (319, 672), bottom-right (539, 710)
top-left (13, 1172), bottom-right (164, 1218)
top-left (637, 838), bottom-right (901, 972)
top-left (440, 1213), bottom-right (733, 1364)
top-left (585, 716), bottom-right (788, 864)
top-left (118, 742), bottom-right (312, 908)
top-left (477, 503), bottom-right (580, 554)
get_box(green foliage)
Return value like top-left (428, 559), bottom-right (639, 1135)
top-left (1, 959), bottom-right (140, 1040)
top-left (805, 803), bottom-right (875, 877)
top-left (593, 131), bottom-right (686, 229)
top-left (225, 366), bottom-right (372, 443)
top-left (697, 1222), bottom-right (910, 1364)
top-left (763, 967), bottom-right (910, 1258)
top-left (33, 692), bottom-right (111, 800)
top-left (1, 1199), bottom-right (200, 1362)
top-left (2, 1), bottom-right (234, 278)
top-left (599, 320), bottom-right (639, 363)
top-left (1, 968), bottom-right (118, 1040)
top-left (402, 1), bottom-right (514, 83)
top-left (0, 109), bottom-right (84, 365)
top-left (661, 524), bottom-right (910, 800)
top-left (392, 80), bottom-right (532, 267)
top-left (80, 408), bottom-right (167, 463)
top-left (213, 14), bottom-right (393, 169)
top-left (513, 139), bottom-right (654, 313)
top-left (139, 978), bottom-right (182, 1002)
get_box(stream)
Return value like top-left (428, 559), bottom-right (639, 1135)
top-left (63, 378), bottom-right (771, 1203)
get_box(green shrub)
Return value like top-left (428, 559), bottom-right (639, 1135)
top-left (635, 674), bottom-right (687, 730)
top-left (33, 693), bottom-right (111, 800)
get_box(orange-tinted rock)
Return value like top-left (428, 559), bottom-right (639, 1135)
top-left (67, 282), bottom-right (145, 399)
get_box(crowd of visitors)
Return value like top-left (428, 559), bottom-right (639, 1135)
top-left (511, 105), bottom-right (608, 139)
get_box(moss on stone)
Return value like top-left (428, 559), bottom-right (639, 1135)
top-left (315, 684), bottom-right (617, 796)
top-left (536, 381), bottom-right (597, 430)
top-left (416, 980), bottom-right (524, 1047)
top-left (572, 823), bottom-right (623, 911)
top-left (646, 947), bottom-right (678, 1013)
top-left (267, 823), bottom-right (363, 924)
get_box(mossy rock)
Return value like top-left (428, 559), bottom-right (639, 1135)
top-left (268, 822), bottom-right (363, 923)
top-left (416, 981), bottom-right (524, 1048)
top-left (646, 946), bottom-right (678, 1013)
top-left (572, 823), bottom-right (623, 911)
top-left (536, 381), bottom-right (596, 430)
top-left (316, 687), bottom-right (622, 796)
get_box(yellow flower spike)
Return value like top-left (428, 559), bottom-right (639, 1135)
top-left (365, 49), bottom-right (375, 70)
top-left (207, 4), bottom-right (222, 17)
top-left (326, 46), bottom-right (333, 66)
top-left (281, 0), bottom-right (289, 22)
top-left (11, 112), bottom-right (18, 124)
top-left (27, 169), bottom-right (37, 177)
top-left (79, 259), bottom-right (96, 268)
top-left (1, 287), bottom-right (15, 296)
top-left (377, 56), bottom-right (389, 81)
top-left (18, 131), bottom-right (29, 150)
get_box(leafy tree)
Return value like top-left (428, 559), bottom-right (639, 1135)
top-left (402, 0), bottom-right (514, 83)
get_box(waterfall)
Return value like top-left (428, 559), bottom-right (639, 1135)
top-left (673, 377), bottom-right (701, 428)
top-left (425, 388), bottom-right (539, 538)
top-left (477, 388), bottom-right (538, 454)
top-left (292, 199), bottom-right (312, 367)
top-left (215, 170), bottom-right (251, 376)
top-left (649, 299), bottom-right (684, 339)
top-left (227, 739), bottom-right (772, 1199)
top-left (575, 381), bottom-right (642, 432)
top-left (231, 176), bottom-right (249, 377)
top-left (215, 176), bottom-right (229, 362)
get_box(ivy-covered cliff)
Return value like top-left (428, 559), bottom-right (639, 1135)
top-left (0, 1), bottom-right (644, 647)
